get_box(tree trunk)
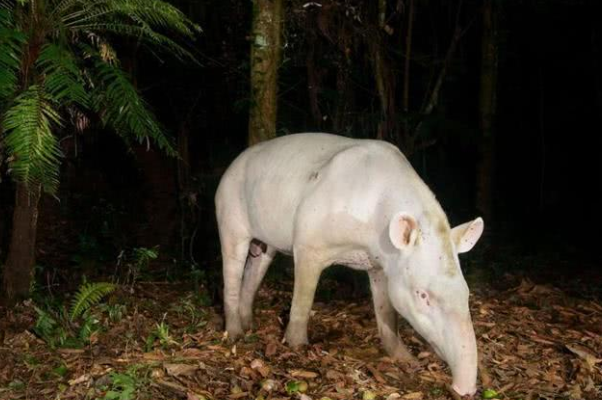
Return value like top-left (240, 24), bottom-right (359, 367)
top-left (476, 0), bottom-right (498, 221)
top-left (248, 0), bottom-right (284, 146)
top-left (372, 0), bottom-right (395, 141)
top-left (1, 183), bottom-right (42, 304)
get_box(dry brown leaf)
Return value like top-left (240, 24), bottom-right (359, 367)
top-left (265, 342), bottom-right (278, 357)
top-left (164, 363), bottom-right (199, 377)
top-left (291, 369), bottom-right (319, 379)
top-left (187, 392), bottom-right (206, 400)
top-left (402, 392), bottom-right (423, 400)
top-left (565, 343), bottom-right (602, 370)
top-left (68, 374), bottom-right (90, 386)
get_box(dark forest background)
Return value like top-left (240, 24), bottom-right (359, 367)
top-left (1, 0), bottom-right (601, 301)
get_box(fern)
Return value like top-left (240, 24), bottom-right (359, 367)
top-left (33, 306), bottom-right (58, 341)
top-left (36, 43), bottom-right (89, 107)
top-left (91, 59), bottom-right (176, 155)
top-left (0, 8), bottom-right (25, 100)
top-left (70, 282), bottom-right (116, 321)
top-left (1, 0), bottom-right (197, 192)
top-left (57, 0), bottom-right (200, 61)
top-left (2, 85), bottom-right (63, 192)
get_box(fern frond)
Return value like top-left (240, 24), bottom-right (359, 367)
top-left (1, 85), bottom-right (63, 192)
top-left (69, 21), bottom-right (195, 61)
top-left (37, 43), bottom-right (90, 107)
top-left (70, 282), bottom-right (116, 321)
top-left (0, 8), bottom-right (25, 99)
top-left (33, 305), bottom-right (58, 340)
top-left (109, 0), bottom-right (201, 37)
top-left (56, 0), bottom-right (199, 61)
top-left (91, 58), bottom-right (176, 155)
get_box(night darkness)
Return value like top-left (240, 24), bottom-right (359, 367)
top-left (0, 1), bottom-right (601, 399)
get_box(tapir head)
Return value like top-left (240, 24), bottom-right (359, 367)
top-left (385, 212), bottom-right (484, 396)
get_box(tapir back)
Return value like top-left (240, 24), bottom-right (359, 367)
top-left (216, 133), bottom-right (430, 253)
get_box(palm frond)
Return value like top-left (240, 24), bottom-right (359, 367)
top-left (91, 58), bottom-right (176, 155)
top-left (36, 43), bottom-right (90, 107)
top-left (69, 282), bottom-right (116, 321)
top-left (1, 85), bottom-right (63, 192)
top-left (0, 8), bottom-right (25, 99)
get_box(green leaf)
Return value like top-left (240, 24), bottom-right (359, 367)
top-left (69, 282), bottom-right (116, 321)
top-left (2, 85), bottom-right (63, 192)
top-left (90, 58), bottom-right (176, 155)
top-left (0, 8), bottom-right (25, 99)
top-left (482, 389), bottom-right (499, 399)
top-left (56, 0), bottom-right (200, 62)
top-left (36, 43), bottom-right (89, 107)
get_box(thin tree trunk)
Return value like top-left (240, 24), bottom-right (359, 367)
top-left (1, 183), bottom-right (42, 304)
top-left (402, 0), bottom-right (414, 114)
top-left (248, 0), bottom-right (284, 146)
top-left (476, 0), bottom-right (497, 221)
top-left (306, 30), bottom-right (323, 128)
top-left (400, 0), bottom-right (414, 149)
top-left (412, 0), bottom-right (470, 154)
top-left (372, 0), bottom-right (396, 141)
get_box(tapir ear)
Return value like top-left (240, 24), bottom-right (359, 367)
top-left (451, 217), bottom-right (484, 253)
top-left (389, 212), bottom-right (419, 250)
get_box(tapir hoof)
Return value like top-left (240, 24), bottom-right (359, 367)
top-left (226, 321), bottom-right (244, 342)
top-left (388, 344), bottom-right (419, 366)
top-left (284, 327), bottom-right (309, 348)
top-left (240, 314), bottom-right (254, 332)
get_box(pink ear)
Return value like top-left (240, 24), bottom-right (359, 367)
top-left (451, 217), bottom-right (484, 253)
top-left (388, 212), bottom-right (418, 250)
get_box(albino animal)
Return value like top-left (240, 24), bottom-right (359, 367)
top-left (215, 133), bottom-right (484, 396)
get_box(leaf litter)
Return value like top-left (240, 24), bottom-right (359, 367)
top-left (0, 274), bottom-right (600, 400)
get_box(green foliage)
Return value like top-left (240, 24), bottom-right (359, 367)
top-left (36, 44), bottom-right (89, 107)
top-left (33, 305), bottom-right (69, 348)
top-left (33, 281), bottom-right (119, 348)
top-left (101, 372), bottom-right (136, 400)
top-left (0, 0), bottom-right (199, 192)
top-left (119, 246), bottom-right (158, 286)
top-left (169, 295), bottom-right (208, 330)
top-left (101, 303), bottom-right (127, 323)
top-left (91, 57), bottom-right (175, 155)
top-left (145, 321), bottom-right (176, 351)
top-left (70, 282), bottom-right (116, 320)
top-left (2, 85), bottom-right (63, 191)
top-left (0, 9), bottom-right (25, 100)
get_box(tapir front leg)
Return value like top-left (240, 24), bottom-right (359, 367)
top-left (285, 249), bottom-right (325, 347)
top-left (368, 269), bottom-right (417, 364)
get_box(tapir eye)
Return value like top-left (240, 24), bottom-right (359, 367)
top-left (415, 289), bottom-right (432, 307)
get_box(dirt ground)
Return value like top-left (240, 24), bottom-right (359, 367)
top-left (0, 271), bottom-right (601, 400)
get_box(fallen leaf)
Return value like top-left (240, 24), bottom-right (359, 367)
top-left (566, 343), bottom-right (602, 370)
top-left (187, 392), bottom-right (207, 400)
top-left (265, 342), bottom-right (278, 357)
top-left (291, 369), bottom-right (319, 379)
top-left (164, 363), bottom-right (198, 377)
top-left (68, 374), bottom-right (90, 386)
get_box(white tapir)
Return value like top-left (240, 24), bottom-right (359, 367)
top-left (215, 133), bottom-right (483, 396)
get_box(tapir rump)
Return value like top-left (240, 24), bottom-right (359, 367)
top-left (215, 133), bottom-right (484, 396)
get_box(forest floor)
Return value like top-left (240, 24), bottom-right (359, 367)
top-left (0, 263), bottom-right (601, 400)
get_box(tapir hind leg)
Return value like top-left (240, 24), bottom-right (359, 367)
top-left (368, 268), bottom-right (418, 364)
top-left (239, 243), bottom-right (276, 331)
top-left (220, 232), bottom-right (251, 341)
